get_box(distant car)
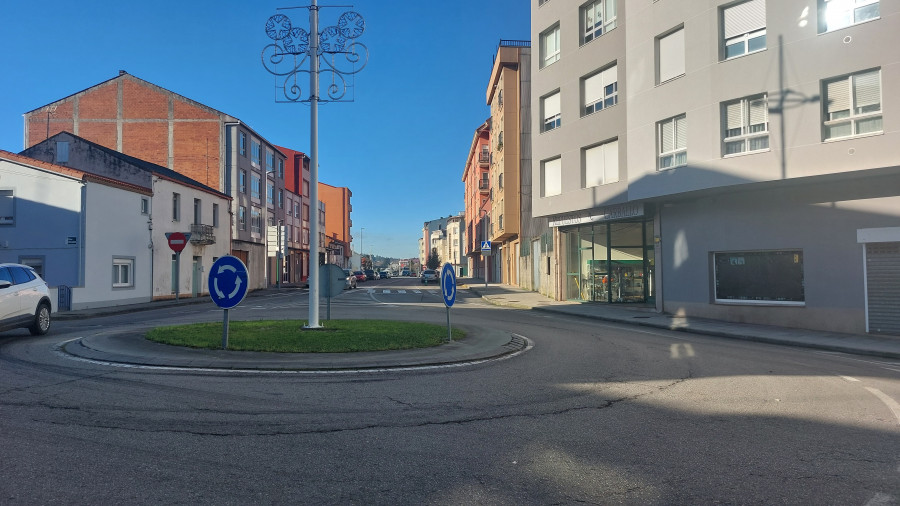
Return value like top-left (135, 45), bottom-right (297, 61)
top-left (385, 271), bottom-right (392, 278)
top-left (378, 271), bottom-right (388, 279)
top-left (365, 269), bottom-right (376, 280)
top-left (343, 269), bottom-right (357, 289)
top-left (401, 269), bottom-right (410, 277)
top-left (0, 263), bottom-right (52, 336)
top-left (353, 271), bottom-right (366, 282)
top-left (421, 269), bottom-right (439, 284)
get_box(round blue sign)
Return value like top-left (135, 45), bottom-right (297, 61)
top-left (208, 256), bottom-right (249, 309)
top-left (441, 262), bottom-right (456, 307)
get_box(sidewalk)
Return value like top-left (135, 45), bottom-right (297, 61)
top-left (460, 278), bottom-right (900, 360)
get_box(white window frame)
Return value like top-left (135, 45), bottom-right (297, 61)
top-left (542, 157), bottom-right (562, 197)
top-left (239, 205), bottom-right (247, 231)
top-left (541, 91), bottom-right (562, 132)
top-left (657, 26), bottom-right (685, 84)
top-left (658, 114), bottom-right (687, 170)
top-left (251, 207), bottom-right (262, 234)
top-left (582, 64), bottom-right (618, 116)
top-left (540, 24), bottom-right (561, 68)
top-left (819, 0), bottom-right (880, 33)
top-left (721, 0), bottom-right (767, 60)
top-left (112, 257), bottom-right (134, 288)
top-left (141, 197), bottom-right (150, 215)
top-left (722, 93), bottom-right (769, 156)
top-left (823, 69), bottom-right (882, 141)
top-left (172, 193), bottom-right (181, 222)
top-left (583, 139), bottom-right (619, 188)
top-left (581, 0), bottom-right (617, 45)
top-left (251, 175), bottom-right (261, 199)
top-left (251, 140), bottom-right (261, 167)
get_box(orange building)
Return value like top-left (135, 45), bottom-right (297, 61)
top-left (462, 118), bottom-right (492, 281)
top-left (317, 183), bottom-right (353, 268)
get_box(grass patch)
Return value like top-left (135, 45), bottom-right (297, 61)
top-left (146, 319), bottom-right (466, 353)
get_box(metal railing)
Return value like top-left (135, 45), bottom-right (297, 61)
top-left (190, 224), bottom-right (216, 245)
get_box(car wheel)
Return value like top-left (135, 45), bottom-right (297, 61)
top-left (29, 302), bottom-right (51, 336)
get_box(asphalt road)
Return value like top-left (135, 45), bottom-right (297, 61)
top-left (2, 277), bottom-right (899, 504)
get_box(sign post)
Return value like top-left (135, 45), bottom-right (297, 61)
top-left (480, 240), bottom-right (492, 288)
top-left (208, 256), bottom-right (249, 349)
top-left (318, 264), bottom-right (347, 321)
top-left (166, 232), bottom-right (191, 300)
top-left (440, 262), bottom-right (456, 343)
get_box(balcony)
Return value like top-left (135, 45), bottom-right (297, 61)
top-left (479, 180), bottom-right (490, 192)
top-left (189, 224), bottom-right (216, 245)
top-left (478, 153), bottom-right (490, 166)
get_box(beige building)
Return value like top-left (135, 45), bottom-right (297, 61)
top-left (532, 0), bottom-right (900, 334)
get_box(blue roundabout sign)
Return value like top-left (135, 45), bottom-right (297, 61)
top-left (441, 262), bottom-right (456, 307)
top-left (209, 256), bottom-right (249, 310)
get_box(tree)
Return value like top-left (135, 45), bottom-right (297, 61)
top-left (426, 248), bottom-right (441, 270)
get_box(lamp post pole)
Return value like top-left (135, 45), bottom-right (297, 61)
top-left (482, 209), bottom-right (489, 287)
top-left (262, 3), bottom-right (368, 328)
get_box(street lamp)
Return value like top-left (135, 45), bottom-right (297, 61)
top-left (359, 227), bottom-right (365, 270)
top-left (262, 3), bottom-right (368, 328)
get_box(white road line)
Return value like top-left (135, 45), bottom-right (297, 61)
top-left (398, 290), bottom-right (407, 294)
top-left (864, 493), bottom-right (896, 506)
top-left (813, 351), bottom-right (900, 368)
top-left (839, 375), bottom-right (860, 382)
top-left (884, 367), bottom-right (900, 373)
top-left (865, 387), bottom-right (900, 425)
top-left (384, 290), bottom-right (391, 294)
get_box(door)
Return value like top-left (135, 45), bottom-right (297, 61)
top-left (866, 242), bottom-right (900, 335)
top-left (192, 257), bottom-right (202, 297)
top-left (532, 239), bottom-right (541, 292)
top-left (0, 266), bottom-right (22, 321)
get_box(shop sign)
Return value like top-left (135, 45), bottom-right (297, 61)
top-left (549, 203), bottom-right (644, 228)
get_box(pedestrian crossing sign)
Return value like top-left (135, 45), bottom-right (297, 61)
top-left (481, 240), bottom-right (491, 252)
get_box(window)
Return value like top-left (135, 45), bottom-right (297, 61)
top-left (540, 25), bottom-right (561, 68)
top-left (303, 180), bottom-right (310, 197)
top-left (0, 189), bottom-right (12, 225)
top-left (823, 69), bottom-right (882, 140)
top-left (584, 139), bottom-right (619, 187)
top-left (239, 205), bottom-right (247, 230)
top-left (582, 64), bottom-right (617, 116)
top-left (278, 190), bottom-right (284, 209)
top-left (266, 150), bottom-right (275, 173)
top-left (303, 204), bottom-right (310, 221)
top-left (722, 0), bottom-right (766, 60)
top-left (542, 157), bottom-right (562, 197)
top-left (581, 0), bottom-right (617, 44)
top-left (722, 94), bottom-right (769, 155)
top-left (141, 197), bottom-right (149, 215)
top-left (267, 183), bottom-right (275, 207)
top-left (819, 0), bottom-right (879, 33)
top-left (542, 91), bottom-right (561, 132)
top-left (172, 193), bottom-right (181, 222)
top-left (278, 159), bottom-right (284, 179)
top-left (657, 27), bottom-right (685, 84)
top-left (658, 114), bottom-right (687, 170)
top-left (193, 198), bottom-right (201, 225)
top-left (251, 140), bottom-right (261, 166)
top-left (714, 250), bottom-right (804, 304)
top-left (112, 258), bottom-right (134, 288)
top-left (239, 132), bottom-right (247, 156)
top-left (56, 141), bottom-right (69, 163)
top-left (251, 207), bottom-right (262, 234)
top-left (239, 170), bottom-right (247, 194)
top-left (251, 175), bottom-right (261, 199)
top-left (213, 203), bottom-right (219, 228)
top-left (19, 257), bottom-right (44, 278)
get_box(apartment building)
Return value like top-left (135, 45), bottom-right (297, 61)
top-left (23, 71), bottom-right (286, 290)
top-left (462, 119), bottom-right (493, 280)
top-left (318, 182), bottom-right (353, 268)
top-left (276, 145), bottom-right (312, 284)
top-left (532, 0), bottom-right (900, 334)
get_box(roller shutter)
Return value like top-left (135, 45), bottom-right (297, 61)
top-left (866, 242), bottom-right (900, 335)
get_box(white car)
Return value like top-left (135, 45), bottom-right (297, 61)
top-left (421, 269), bottom-right (439, 284)
top-left (0, 263), bottom-right (52, 335)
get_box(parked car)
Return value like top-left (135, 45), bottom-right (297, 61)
top-left (385, 271), bottom-right (392, 278)
top-left (401, 269), bottom-right (410, 277)
top-left (343, 269), bottom-right (357, 289)
top-left (365, 269), bottom-right (376, 280)
top-left (353, 271), bottom-right (366, 282)
top-left (0, 263), bottom-right (52, 335)
top-left (378, 271), bottom-right (388, 279)
top-left (421, 269), bottom-right (439, 284)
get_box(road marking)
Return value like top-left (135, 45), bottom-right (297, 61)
top-left (839, 375), bottom-right (860, 382)
top-left (384, 290), bottom-right (391, 294)
top-left (670, 343), bottom-right (695, 358)
top-left (884, 367), bottom-right (900, 373)
top-left (865, 387), bottom-right (900, 425)
top-left (864, 493), bottom-right (895, 506)
top-left (398, 290), bottom-right (407, 294)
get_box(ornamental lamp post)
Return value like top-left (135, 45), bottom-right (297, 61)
top-left (262, 2), bottom-right (368, 328)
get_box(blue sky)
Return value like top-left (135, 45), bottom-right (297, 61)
top-left (0, 1), bottom-right (530, 259)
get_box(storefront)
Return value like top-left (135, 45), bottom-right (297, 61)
top-left (552, 204), bottom-right (654, 304)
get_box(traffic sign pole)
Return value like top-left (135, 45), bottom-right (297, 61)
top-left (222, 308), bottom-right (230, 350)
top-left (441, 263), bottom-right (456, 343)
top-left (208, 256), bottom-right (249, 350)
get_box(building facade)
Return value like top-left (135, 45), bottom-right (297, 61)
top-left (318, 182), bottom-right (353, 268)
top-left (532, 0), bottom-right (900, 335)
top-left (462, 119), bottom-right (493, 281)
top-left (276, 145), bottom-right (312, 285)
top-left (23, 71), bottom-right (285, 290)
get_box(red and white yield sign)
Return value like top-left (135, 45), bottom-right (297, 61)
top-left (166, 232), bottom-right (190, 253)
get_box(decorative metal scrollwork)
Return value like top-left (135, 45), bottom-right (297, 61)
top-left (261, 8), bottom-right (368, 103)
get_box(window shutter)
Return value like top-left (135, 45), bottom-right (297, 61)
top-left (661, 119), bottom-right (675, 153)
top-left (826, 77), bottom-right (851, 114)
top-left (725, 101), bottom-right (744, 131)
top-left (749, 95), bottom-right (768, 127)
top-left (604, 140), bottom-right (619, 184)
top-left (544, 92), bottom-right (561, 121)
top-left (601, 65), bottom-right (617, 90)
top-left (659, 28), bottom-right (685, 83)
top-left (675, 115), bottom-right (687, 149)
top-left (584, 73), bottom-right (603, 106)
top-left (723, 0), bottom-right (766, 39)
top-left (854, 70), bottom-right (881, 110)
top-left (585, 145), bottom-right (604, 187)
top-left (544, 158), bottom-right (562, 196)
